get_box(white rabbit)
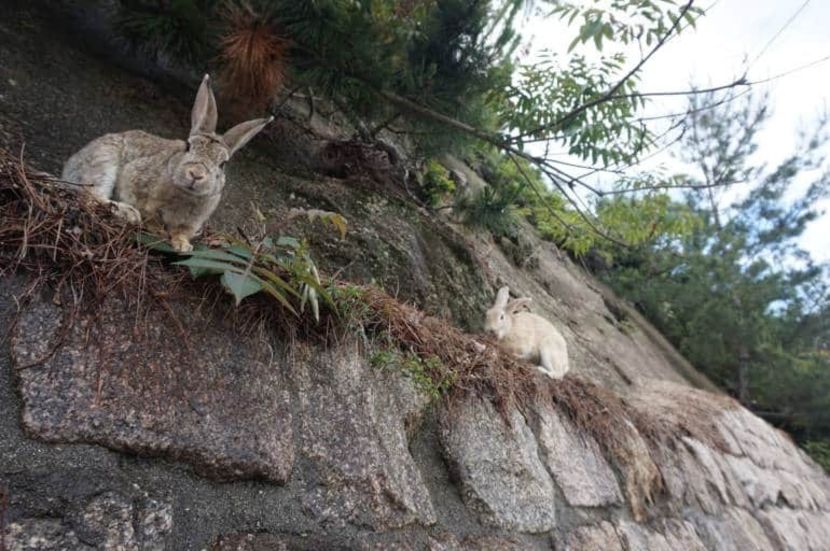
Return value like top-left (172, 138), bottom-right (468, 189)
top-left (484, 286), bottom-right (570, 379)
top-left (62, 74), bottom-right (272, 252)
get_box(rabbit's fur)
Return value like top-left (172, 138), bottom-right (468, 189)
top-left (484, 286), bottom-right (570, 379)
top-left (62, 74), bottom-right (272, 252)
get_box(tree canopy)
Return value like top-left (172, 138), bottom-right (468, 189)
top-left (601, 91), bottom-right (830, 467)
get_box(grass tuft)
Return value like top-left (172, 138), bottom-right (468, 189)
top-left (0, 148), bottom-right (185, 314)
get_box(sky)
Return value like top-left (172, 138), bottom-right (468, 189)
top-left (523, 0), bottom-right (830, 262)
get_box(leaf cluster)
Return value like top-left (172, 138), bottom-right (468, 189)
top-left (116, 0), bottom-right (219, 64)
top-left (550, 0), bottom-right (702, 52)
top-left (141, 232), bottom-right (330, 319)
top-left (462, 149), bottom-right (698, 259)
top-left (502, 52), bottom-right (649, 165)
top-left (138, 206), bottom-right (348, 318)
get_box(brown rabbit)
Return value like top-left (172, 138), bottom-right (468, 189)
top-left (61, 74), bottom-right (272, 252)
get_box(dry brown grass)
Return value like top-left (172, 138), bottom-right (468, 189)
top-left (628, 381), bottom-right (736, 454)
top-left (0, 148), bottom-right (185, 313)
top-left (218, 1), bottom-right (288, 115)
top-left (358, 286), bottom-right (538, 410)
top-left (0, 147), bottom-right (737, 521)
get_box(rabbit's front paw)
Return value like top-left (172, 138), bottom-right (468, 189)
top-left (536, 365), bottom-right (559, 379)
top-left (170, 234), bottom-right (193, 253)
top-left (110, 201), bottom-right (142, 224)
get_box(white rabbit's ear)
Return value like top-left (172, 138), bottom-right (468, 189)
top-left (191, 74), bottom-right (218, 136)
top-left (222, 116), bottom-right (273, 157)
top-left (507, 297), bottom-right (532, 314)
top-left (495, 286), bottom-right (511, 308)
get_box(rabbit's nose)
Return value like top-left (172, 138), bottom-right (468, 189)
top-left (187, 166), bottom-right (206, 182)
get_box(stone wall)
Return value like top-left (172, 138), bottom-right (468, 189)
top-left (3, 277), bottom-right (830, 550)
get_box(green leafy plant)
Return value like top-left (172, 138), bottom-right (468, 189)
top-left (456, 184), bottom-right (519, 239)
top-left (422, 159), bottom-right (456, 206)
top-left (140, 232), bottom-right (330, 318)
top-left (502, 52), bottom-right (648, 165)
top-left (551, 0), bottom-right (702, 53)
top-left (461, 150), bottom-right (696, 259)
top-left (137, 206), bottom-right (348, 319)
top-left (330, 283), bottom-right (371, 322)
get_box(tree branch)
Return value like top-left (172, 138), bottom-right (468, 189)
top-left (602, 179), bottom-right (747, 196)
top-left (513, 0), bottom-right (698, 142)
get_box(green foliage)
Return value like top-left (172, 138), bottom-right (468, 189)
top-left (601, 91), bottom-right (830, 443)
top-left (456, 183), bottom-right (520, 239)
top-left (502, 52), bottom-right (648, 164)
top-left (329, 283), bottom-right (373, 331)
top-left (495, 0), bottom-right (701, 164)
top-left (804, 441), bottom-right (830, 473)
top-left (110, 0), bottom-right (705, 185)
top-left (550, 0), bottom-right (702, 52)
top-left (463, 149), bottom-right (697, 259)
top-left (370, 347), bottom-right (456, 401)
top-left (114, 0), bottom-right (710, 263)
top-left (137, 206), bottom-right (349, 318)
top-left (116, 0), bottom-right (217, 63)
top-left (594, 193), bottom-right (700, 253)
top-left (255, 0), bottom-right (514, 153)
top-left (423, 159), bottom-right (456, 206)
top-left (141, 232), bottom-right (329, 318)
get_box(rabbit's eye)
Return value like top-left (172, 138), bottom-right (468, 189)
top-left (185, 141), bottom-right (191, 152)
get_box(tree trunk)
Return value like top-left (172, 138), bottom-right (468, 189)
top-left (737, 345), bottom-right (750, 404)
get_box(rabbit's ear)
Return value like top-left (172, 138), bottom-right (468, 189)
top-left (507, 297), bottom-right (532, 314)
top-left (190, 74), bottom-right (218, 136)
top-left (494, 286), bottom-right (511, 308)
top-left (222, 116), bottom-right (273, 157)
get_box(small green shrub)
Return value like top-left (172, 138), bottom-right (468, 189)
top-left (370, 347), bottom-right (457, 402)
top-left (141, 232), bottom-right (329, 318)
top-left (455, 185), bottom-right (519, 239)
top-left (330, 283), bottom-right (372, 328)
top-left (422, 159), bottom-right (456, 206)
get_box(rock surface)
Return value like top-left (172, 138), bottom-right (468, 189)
top-left (531, 399), bottom-right (622, 508)
top-left (10, 276), bottom-right (829, 551)
top-left (292, 343), bottom-right (436, 529)
top-left (12, 299), bottom-right (296, 483)
top-left (4, 492), bottom-right (173, 551)
top-left (439, 397), bottom-right (556, 532)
